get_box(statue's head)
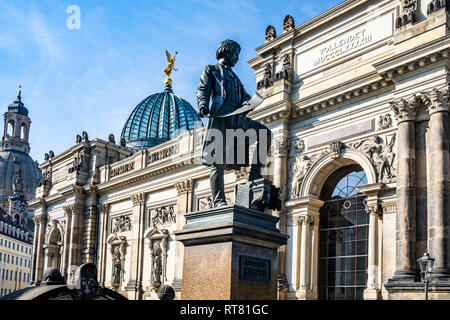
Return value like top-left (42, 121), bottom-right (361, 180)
top-left (216, 40), bottom-right (241, 67)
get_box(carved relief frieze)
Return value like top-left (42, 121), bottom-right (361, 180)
top-left (111, 215), bottom-right (132, 233)
top-left (289, 154), bottom-right (318, 199)
top-left (348, 134), bottom-right (397, 183)
top-left (288, 134), bottom-right (397, 200)
top-left (110, 161), bottom-right (135, 178)
top-left (378, 114), bottom-right (394, 130)
top-left (146, 144), bottom-right (179, 165)
top-left (150, 205), bottom-right (176, 227)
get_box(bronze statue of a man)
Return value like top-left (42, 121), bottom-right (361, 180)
top-left (197, 40), bottom-right (272, 208)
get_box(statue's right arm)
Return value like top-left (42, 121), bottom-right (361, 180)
top-left (197, 65), bottom-right (214, 117)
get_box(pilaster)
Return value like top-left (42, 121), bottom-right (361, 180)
top-left (125, 192), bottom-right (146, 300)
top-left (173, 179), bottom-right (195, 298)
top-left (272, 131), bottom-right (290, 299)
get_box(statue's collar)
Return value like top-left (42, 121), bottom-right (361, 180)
top-left (218, 61), bottom-right (233, 71)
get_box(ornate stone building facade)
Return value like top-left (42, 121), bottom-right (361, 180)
top-left (31, 0), bottom-right (450, 300)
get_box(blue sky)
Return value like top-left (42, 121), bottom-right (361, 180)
top-left (0, 0), bottom-right (342, 163)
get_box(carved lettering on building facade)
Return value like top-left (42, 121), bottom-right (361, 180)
top-left (314, 29), bottom-right (373, 68)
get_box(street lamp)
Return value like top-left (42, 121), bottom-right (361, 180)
top-left (418, 252), bottom-right (435, 300)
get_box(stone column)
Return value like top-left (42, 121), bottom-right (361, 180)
top-left (425, 88), bottom-right (450, 279)
top-left (125, 193), bottom-right (146, 300)
top-left (285, 196), bottom-right (323, 300)
top-left (174, 179), bottom-right (194, 297)
top-left (31, 204), bottom-right (47, 283)
top-left (31, 215), bottom-right (40, 284)
top-left (272, 133), bottom-right (289, 299)
top-left (67, 204), bottom-right (84, 269)
top-left (298, 215), bottom-right (313, 291)
top-left (360, 183), bottom-right (384, 300)
top-left (390, 97), bottom-right (418, 281)
top-left (310, 217), bottom-right (320, 295)
top-left (61, 206), bottom-right (72, 279)
top-left (97, 203), bottom-right (110, 286)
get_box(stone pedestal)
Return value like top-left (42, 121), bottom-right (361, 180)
top-left (174, 205), bottom-right (288, 300)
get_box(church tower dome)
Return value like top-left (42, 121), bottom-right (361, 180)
top-left (0, 86), bottom-right (42, 210)
top-left (2, 85), bottom-right (31, 154)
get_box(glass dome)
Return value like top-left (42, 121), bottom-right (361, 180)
top-left (121, 85), bottom-right (203, 149)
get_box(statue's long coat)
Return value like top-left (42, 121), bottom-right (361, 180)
top-left (197, 63), bottom-right (252, 170)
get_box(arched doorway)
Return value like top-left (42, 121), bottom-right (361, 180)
top-left (318, 164), bottom-right (368, 300)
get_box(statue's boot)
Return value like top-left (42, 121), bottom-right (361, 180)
top-left (249, 164), bottom-right (270, 211)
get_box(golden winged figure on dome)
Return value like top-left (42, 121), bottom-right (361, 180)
top-left (163, 50), bottom-right (178, 86)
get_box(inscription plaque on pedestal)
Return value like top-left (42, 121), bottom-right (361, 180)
top-left (240, 256), bottom-right (271, 282)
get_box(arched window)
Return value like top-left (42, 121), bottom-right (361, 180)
top-left (20, 123), bottom-right (27, 140)
top-left (318, 165), bottom-right (369, 300)
top-left (6, 120), bottom-right (14, 136)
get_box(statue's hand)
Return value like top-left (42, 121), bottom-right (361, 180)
top-left (198, 106), bottom-right (209, 118)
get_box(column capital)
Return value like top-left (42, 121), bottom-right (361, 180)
top-left (423, 87), bottom-right (450, 115)
top-left (390, 95), bottom-right (419, 123)
top-left (131, 192), bottom-right (145, 206)
top-left (175, 179), bottom-right (194, 195)
top-left (32, 213), bottom-right (47, 224)
top-left (364, 202), bottom-right (382, 217)
top-left (63, 203), bottom-right (84, 216)
top-left (98, 203), bottom-right (110, 215)
top-left (298, 215), bottom-right (315, 226)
